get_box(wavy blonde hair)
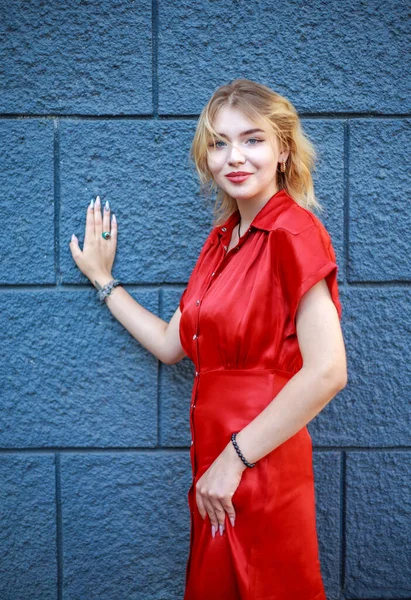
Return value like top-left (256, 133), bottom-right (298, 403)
top-left (189, 78), bottom-right (323, 227)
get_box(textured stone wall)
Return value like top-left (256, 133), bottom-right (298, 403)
top-left (0, 1), bottom-right (409, 599)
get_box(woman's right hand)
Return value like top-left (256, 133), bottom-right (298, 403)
top-left (69, 195), bottom-right (117, 284)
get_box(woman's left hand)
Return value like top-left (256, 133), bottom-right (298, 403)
top-left (195, 441), bottom-right (247, 537)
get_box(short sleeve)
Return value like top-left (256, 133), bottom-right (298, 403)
top-left (277, 222), bottom-right (342, 337)
top-left (179, 287), bottom-right (188, 312)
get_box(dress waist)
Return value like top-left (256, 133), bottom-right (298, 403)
top-left (193, 367), bottom-right (294, 411)
top-left (195, 366), bottom-right (295, 380)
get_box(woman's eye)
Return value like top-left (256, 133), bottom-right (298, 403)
top-left (208, 138), bottom-right (263, 149)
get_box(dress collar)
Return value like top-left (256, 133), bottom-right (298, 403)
top-left (216, 188), bottom-right (296, 237)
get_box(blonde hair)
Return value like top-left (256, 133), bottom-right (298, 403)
top-left (189, 78), bottom-right (323, 227)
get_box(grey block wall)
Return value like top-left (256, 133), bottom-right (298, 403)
top-left (0, 1), bottom-right (409, 599)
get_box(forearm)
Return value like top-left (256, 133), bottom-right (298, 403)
top-left (92, 272), bottom-right (169, 363)
top-left (226, 367), bottom-right (345, 469)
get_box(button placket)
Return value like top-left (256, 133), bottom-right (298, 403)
top-left (189, 224), bottom-right (252, 475)
top-left (188, 225), bottom-right (254, 521)
top-left (189, 291), bottom-right (204, 480)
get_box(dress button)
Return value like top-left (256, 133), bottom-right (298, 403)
top-left (221, 227), bottom-right (227, 232)
top-left (196, 300), bottom-right (200, 305)
top-left (211, 272), bottom-right (215, 276)
top-left (195, 371), bottom-right (199, 376)
top-left (193, 334), bottom-right (198, 340)
top-left (223, 245), bottom-right (227, 250)
top-left (191, 440), bottom-right (194, 445)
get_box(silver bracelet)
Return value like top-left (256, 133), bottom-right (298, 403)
top-left (97, 278), bottom-right (122, 303)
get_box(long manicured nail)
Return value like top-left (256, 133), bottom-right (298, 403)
top-left (230, 517), bottom-right (235, 527)
top-left (89, 198), bottom-right (94, 209)
top-left (211, 525), bottom-right (216, 538)
top-left (219, 524), bottom-right (224, 536)
top-left (105, 200), bottom-right (110, 211)
top-left (95, 195), bottom-right (100, 205)
top-left (112, 213), bottom-right (116, 223)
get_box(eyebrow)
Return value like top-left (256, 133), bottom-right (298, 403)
top-left (216, 128), bottom-right (266, 138)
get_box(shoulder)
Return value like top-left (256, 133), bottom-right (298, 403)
top-left (273, 202), bottom-right (332, 250)
top-left (274, 201), bottom-right (327, 237)
top-left (271, 203), bottom-right (336, 269)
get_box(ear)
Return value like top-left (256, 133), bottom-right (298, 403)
top-left (279, 149), bottom-right (290, 163)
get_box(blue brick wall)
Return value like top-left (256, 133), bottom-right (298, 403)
top-left (0, 1), bottom-right (409, 599)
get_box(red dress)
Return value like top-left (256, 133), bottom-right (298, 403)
top-left (179, 188), bottom-right (342, 600)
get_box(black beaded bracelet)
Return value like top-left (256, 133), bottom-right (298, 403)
top-left (231, 432), bottom-right (256, 468)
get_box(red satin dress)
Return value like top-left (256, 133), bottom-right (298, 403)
top-left (179, 188), bottom-right (342, 600)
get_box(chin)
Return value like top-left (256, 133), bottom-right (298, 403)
top-left (232, 187), bottom-right (259, 198)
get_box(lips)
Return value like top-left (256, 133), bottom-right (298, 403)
top-left (225, 173), bottom-right (253, 183)
top-left (226, 172), bottom-right (253, 176)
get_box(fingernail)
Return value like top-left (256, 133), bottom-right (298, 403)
top-left (95, 195), bottom-right (100, 205)
top-left (105, 200), bottom-right (110, 211)
top-left (230, 517), bottom-right (235, 527)
top-left (71, 233), bottom-right (76, 241)
top-left (211, 525), bottom-right (216, 538)
top-left (219, 524), bottom-right (224, 536)
top-left (112, 213), bottom-right (116, 223)
top-left (89, 199), bottom-right (94, 209)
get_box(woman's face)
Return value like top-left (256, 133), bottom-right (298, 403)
top-left (206, 105), bottom-right (288, 203)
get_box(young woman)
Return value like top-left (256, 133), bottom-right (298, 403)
top-left (69, 78), bottom-right (347, 600)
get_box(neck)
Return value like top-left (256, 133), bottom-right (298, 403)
top-left (235, 185), bottom-right (279, 232)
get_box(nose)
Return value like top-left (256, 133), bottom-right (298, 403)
top-left (227, 143), bottom-right (246, 165)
